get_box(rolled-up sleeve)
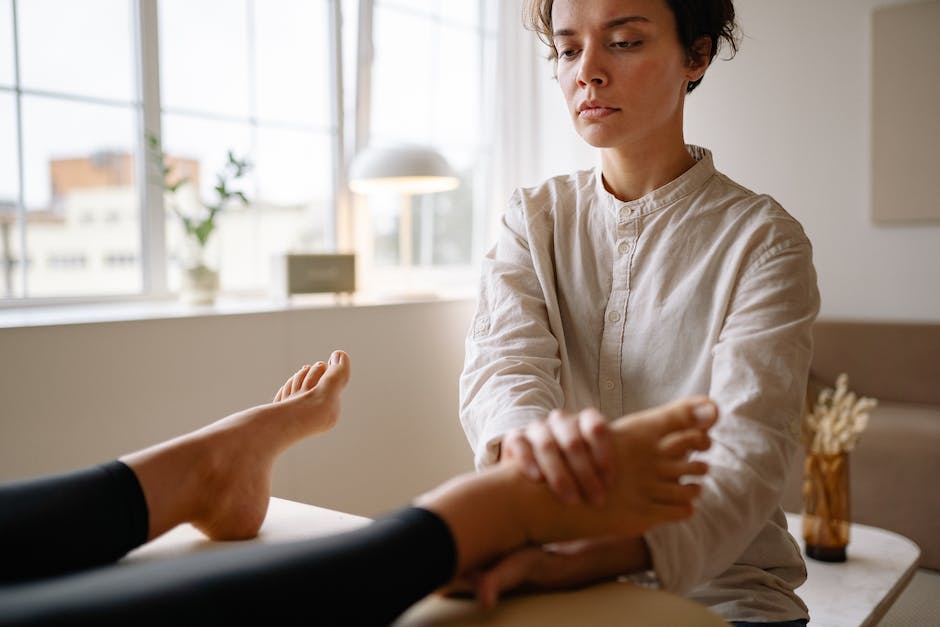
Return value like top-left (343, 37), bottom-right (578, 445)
top-left (459, 191), bottom-right (564, 468)
top-left (644, 238), bottom-right (820, 594)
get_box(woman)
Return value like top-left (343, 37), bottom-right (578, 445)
top-left (459, 1), bottom-right (818, 625)
top-left (0, 351), bottom-right (717, 625)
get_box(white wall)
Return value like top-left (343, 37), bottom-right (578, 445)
top-left (528, 0), bottom-right (940, 322)
top-left (0, 299), bottom-right (477, 517)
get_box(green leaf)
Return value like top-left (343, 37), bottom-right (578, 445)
top-left (194, 221), bottom-right (214, 247)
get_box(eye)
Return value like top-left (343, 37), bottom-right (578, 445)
top-left (559, 48), bottom-right (578, 59)
top-left (613, 40), bottom-right (641, 49)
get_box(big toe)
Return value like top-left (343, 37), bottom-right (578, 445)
top-left (317, 350), bottom-right (351, 392)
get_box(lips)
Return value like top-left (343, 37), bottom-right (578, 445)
top-left (577, 100), bottom-right (620, 120)
top-left (579, 107), bottom-right (619, 120)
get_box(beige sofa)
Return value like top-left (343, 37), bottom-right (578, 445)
top-left (781, 320), bottom-right (940, 570)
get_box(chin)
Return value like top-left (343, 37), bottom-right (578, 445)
top-left (575, 127), bottom-right (620, 149)
top-left (571, 118), bottom-right (618, 148)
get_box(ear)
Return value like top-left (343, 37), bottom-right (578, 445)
top-left (686, 36), bottom-right (713, 81)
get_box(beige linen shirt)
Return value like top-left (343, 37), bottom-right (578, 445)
top-left (459, 146), bottom-right (819, 622)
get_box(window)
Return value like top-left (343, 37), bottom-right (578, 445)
top-left (2, 0), bottom-right (140, 298)
top-left (158, 0), bottom-right (338, 293)
top-left (0, 0), bottom-right (496, 304)
top-left (363, 0), bottom-right (497, 273)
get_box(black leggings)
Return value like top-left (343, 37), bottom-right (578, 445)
top-left (0, 462), bottom-right (457, 626)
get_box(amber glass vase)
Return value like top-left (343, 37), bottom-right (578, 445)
top-left (802, 452), bottom-right (850, 562)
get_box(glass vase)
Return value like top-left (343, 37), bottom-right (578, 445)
top-left (802, 451), bottom-right (850, 562)
top-left (178, 233), bottom-right (220, 305)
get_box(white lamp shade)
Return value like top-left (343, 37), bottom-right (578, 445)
top-left (348, 145), bottom-right (459, 194)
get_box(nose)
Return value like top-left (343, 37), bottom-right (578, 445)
top-left (576, 45), bottom-right (608, 88)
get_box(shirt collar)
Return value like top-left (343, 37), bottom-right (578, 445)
top-left (594, 145), bottom-right (716, 218)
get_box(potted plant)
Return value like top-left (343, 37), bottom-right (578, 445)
top-left (147, 134), bottom-right (252, 304)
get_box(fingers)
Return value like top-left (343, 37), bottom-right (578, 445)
top-left (502, 430), bottom-right (543, 481)
top-left (508, 409), bottom-right (615, 506)
top-left (548, 410), bottom-right (609, 505)
top-left (527, 417), bottom-right (581, 505)
top-left (579, 409), bottom-right (616, 488)
top-left (474, 549), bottom-right (542, 610)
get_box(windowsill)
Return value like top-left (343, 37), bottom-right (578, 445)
top-left (0, 286), bottom-right (477, 330)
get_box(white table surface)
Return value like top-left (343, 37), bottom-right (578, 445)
top-left (124, 500), bottom-right (919, 626)
top-left (785, 512), bottom-right (921, 627)
top-left (125, 497), bottom-right (727, 626)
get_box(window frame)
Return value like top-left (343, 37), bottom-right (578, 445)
top-left (0, 0), bottom-right (491, 309)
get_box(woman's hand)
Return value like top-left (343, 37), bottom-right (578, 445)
top-left (501, 408), bottom-right (616, 506)
top-left (454, 536), bottom-right (650, 610)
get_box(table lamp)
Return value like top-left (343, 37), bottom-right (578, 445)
top-left (348, 144), bottom-right (459, 268)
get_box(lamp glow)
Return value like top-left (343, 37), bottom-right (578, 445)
top-left (348, 145), bottom-right (459, 195)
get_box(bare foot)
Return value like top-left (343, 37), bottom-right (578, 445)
top-left (122, 351), bottom-right (351, 542)
top-left (416, 397), bottom-right (716, 574)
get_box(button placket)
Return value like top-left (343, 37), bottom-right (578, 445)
top-left (597, 210), bottom-right (636, 417)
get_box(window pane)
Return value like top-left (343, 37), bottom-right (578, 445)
top-left (159, 0), bottom-right (250, 117)
top-left (218, 128), bottom-right (334, 289)
top-left (162, 115), bottom-right (334, 292)
top-left (20, 96), bottom-right (141, 297)
top-left (255, 0), bottom-right (332, 126)
top-left (369, 1), bottom-right (487, 270)
top-left (371, 7), bottom-right (433, 144)
top-left (0, 92), bottom-right (16, 202)
top-left (380, 0), bottom-right (436, 14)
top-left (18, 0), bottom-right (135, 102)
top-left (435, 24), bottom-right (480, 147)
top-left (256, 127), bottom-right (332, 209)
top-left (0, 91), bottom-right (17, 298)
top-left (161, 114), bottom-right (254, 203)
top-left (0, 0), bottom-right (13, 87)
top-left (440, 1), bottom-right (479, 26)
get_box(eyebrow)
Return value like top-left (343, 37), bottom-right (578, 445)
top-left (553, 16), bottom-right (651, 38)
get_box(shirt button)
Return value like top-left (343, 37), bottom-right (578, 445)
top-left (608, 311), bottom-right (621, 323)
top-left (619, 207), bottom-right (633, 220)
top-left (604, 379), bottom-right (615, 391)
top-left (618, 242), bottom-right (631, 254)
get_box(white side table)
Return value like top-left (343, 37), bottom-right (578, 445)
top-left (785, 512), bottom-right (921, 627)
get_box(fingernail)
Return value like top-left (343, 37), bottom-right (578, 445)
top-left (329, 352), bottom-right (338, 365)
top-left (693, 402), bottom-right (716, 425)
top-left (526, 465), bottom-right (541, 481)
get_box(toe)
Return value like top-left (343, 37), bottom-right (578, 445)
top-left (317, 350), bottom-right (351, 391)
top-left (300, 362), bottom-right (328, 392)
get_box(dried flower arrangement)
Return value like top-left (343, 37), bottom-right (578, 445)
top-left (801, 373), bottom-right (878, 561)
top-left (803, 373), bottom-right (877, 455)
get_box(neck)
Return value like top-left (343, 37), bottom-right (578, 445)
top-left (599, 138), bottom-right (697, 203)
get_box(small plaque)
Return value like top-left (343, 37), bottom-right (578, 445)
top-left (273, 254), bottom-right (356, 295)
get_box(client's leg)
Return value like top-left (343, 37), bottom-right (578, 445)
top-left (122, 350), bottom-right (351, 541)
top-left (0, 397), bottom-right (713, 627)
top-left (0, 352), bottom-right (350, 583)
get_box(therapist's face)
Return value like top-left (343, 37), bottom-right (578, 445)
top-left (550, 0), bottom-right (707, 150)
